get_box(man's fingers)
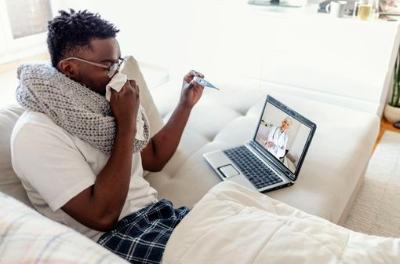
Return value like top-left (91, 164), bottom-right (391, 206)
top-left (190, 70), bottom-right (204, 78)
top-left (195, 71), bottom-right (205, 78)
top-left (184, 70), bottom-right (205, 83)
top-left (191, 81), bottom-right (204, 90)
top-left (184, 74), bottom-right (193, 83)
top-left (194, 70), bottom-right (204, 79)
top-left (128, 80), bottom-right (138, 88)
top-left (128, 80), bottom-right (139, 93)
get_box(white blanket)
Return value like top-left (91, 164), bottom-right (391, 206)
top-left (163, 182), bottom-right (400, 264)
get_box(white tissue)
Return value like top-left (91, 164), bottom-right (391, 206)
top-left (105, 57), bottom-right (146, 141)
top-left (105, 72), bottom-right (128, 101)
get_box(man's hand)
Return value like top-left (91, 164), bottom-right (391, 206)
top-left (180, 70), bottom-right (205, 109)
top-left (110, 80), bottom-right (140, 133)
top-left (140, 70), bottom-right (206, 172)
top-left (62, 80), bottom-right (140, 231)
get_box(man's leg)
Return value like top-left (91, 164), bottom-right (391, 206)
top-left (98, 199), bottom-right (189, 264)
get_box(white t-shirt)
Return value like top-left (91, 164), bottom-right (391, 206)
top-left (10, 111), bottom-right (158, 241)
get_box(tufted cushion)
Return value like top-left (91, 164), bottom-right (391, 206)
top-left (146, 79), bottom-right (380, 224)
top-left (0, 61), bottom-right (165, 204)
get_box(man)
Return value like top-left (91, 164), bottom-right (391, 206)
top-left (265, 117), bottom-right (292, 160)
top-left (11, 9), bottom-right (204, 263)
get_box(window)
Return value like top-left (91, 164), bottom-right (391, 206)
top-left (0, 0), bottom-right (54, 63)
top-left (5, 0), bottom-right (52, 39)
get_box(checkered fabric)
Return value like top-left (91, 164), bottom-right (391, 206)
top-left (98, 199), bottom-right (190, 264)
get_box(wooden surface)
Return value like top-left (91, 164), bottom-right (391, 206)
top-left (375, 118), bottom-right (400, 150)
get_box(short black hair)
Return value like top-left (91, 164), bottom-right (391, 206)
top-left (47, 9), bottom-right (120, 66)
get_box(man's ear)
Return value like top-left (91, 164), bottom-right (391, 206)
top-left (58, 60), bottom-right (79, 79)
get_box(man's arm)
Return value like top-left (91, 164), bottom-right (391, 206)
top-left (141, 71), bottom-right (204, 172)
top-left (141, 104), bottom-right (191, 172)
top-left (62, 81), bottom-right (139, 231)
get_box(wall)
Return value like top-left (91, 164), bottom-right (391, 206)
top-left (56, 0), bottom-right (400, 115)
top-left (289, 124), bottom-right (311, 163)
top-left (57, 0), bottom-right (229, 77)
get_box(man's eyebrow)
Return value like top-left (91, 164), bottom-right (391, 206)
top-left (100, 52), bottom-right (122, 63)
top-left (100, 58), bottom-right (119, 63)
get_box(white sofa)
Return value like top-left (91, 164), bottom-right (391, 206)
top-left (146, 78), bottom-right (380, 224)
top-left (3, 3), bottom-right (400, 261)
top-left (0, 66), bottom-right (380, 261)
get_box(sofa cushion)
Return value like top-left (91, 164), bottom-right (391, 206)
top-left (0, 191), bottom-right (127, 263)
top-left (146, 79), bottom-right (380, 224)
top-left (123, 57), bottom-right (164, 136)
top-left (0, 105), bottom-right (31, 206)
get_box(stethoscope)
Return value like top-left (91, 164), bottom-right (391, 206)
top-left (271, 127), bottom-right (286, 145)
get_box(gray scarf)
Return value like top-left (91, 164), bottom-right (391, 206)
top-left (16, 63), bottom-right (149, 154)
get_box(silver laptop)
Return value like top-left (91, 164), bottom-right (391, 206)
top-left (203, 95), bottom-right (316, 192)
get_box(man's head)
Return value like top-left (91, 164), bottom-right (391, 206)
top-left (281, 117), bottom-right (292, 131)
top-left (47, 9), bottom-right (120, 95)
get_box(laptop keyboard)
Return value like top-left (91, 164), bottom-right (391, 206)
top-left (223, 146), bottom-right (283, 189)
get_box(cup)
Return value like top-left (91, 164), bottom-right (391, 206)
top-left (329, 1), bottom-right (347, 17)
top-left (353, 0), bottom-right (379, 20)
top-left (357, 3), bottom-right (372, 20)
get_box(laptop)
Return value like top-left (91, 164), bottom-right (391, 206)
top-left (203, 95), bottom-right (316, 192)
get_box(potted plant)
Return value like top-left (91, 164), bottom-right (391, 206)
top-left (384, 50), bottom-right (400, 123)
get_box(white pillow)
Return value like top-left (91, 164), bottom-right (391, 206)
top-left (121, 56), bottom-right (164, 136)
top-left (0, 105), bottom-right (31, 206)
top-left (0, 192), bottom-right (128, 263)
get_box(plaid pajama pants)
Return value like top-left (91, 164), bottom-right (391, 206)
top-left (97, 199), bottom-right (189, 264)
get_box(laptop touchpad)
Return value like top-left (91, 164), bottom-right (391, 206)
top-left (218, 165), bottom-right (240, 178)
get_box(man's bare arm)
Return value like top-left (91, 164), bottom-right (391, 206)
top-left (62, 81), bottom-right (139, 231)
top-left (141, 71), bottom-right (204, 172)
top-left (141, 104), bottom-right (192, 172)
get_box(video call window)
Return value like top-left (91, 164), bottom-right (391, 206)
top-left (255, 103), bottom-right (312, 173)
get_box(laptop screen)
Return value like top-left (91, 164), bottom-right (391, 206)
top-left (254, 96), bottom-right (315, 176)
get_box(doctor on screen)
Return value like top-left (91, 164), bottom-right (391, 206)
top-left (265, 117), bottom-right (292, 160)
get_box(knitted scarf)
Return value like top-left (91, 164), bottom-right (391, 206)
top-left (16, 63), bottom-right (149, 154)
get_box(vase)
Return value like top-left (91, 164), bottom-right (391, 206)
top-left (384, 104), bottom-right (400, 123)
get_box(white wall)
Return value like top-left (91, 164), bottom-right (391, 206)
top-left (55, 0), bottom-right (400, 115)
top-left (289, 124), bottom-right (311, 163)
top-left (0, 0), bottom-right (55, 63)
top-left (57, 0), bottom-right (230, 77)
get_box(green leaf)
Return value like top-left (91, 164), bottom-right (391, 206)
top-left (392, 50), bottom-right (400, 106)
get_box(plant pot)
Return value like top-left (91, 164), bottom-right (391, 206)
top-left (384, 104), bottom-right (400, 123)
